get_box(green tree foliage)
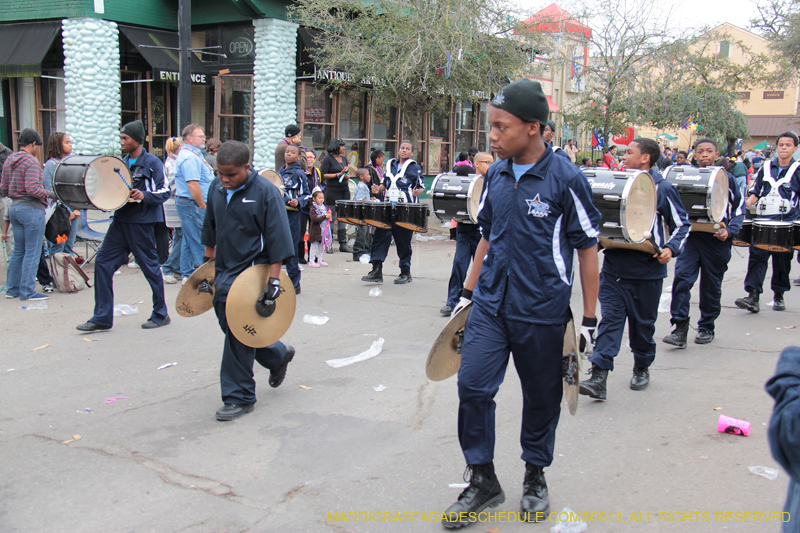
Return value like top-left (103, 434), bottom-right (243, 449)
top-left (288, 0), bottom-right (545, 149)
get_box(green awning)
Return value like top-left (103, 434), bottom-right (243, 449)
top-left (656, 133), bottom-right (677, 140)
top-left (0, 21), bottom-right (61, 77)
top-left (752, 140), bottom-right (774, 150)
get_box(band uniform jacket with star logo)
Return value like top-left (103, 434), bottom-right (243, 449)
top-left (473, 147), bottom-right (601, 324)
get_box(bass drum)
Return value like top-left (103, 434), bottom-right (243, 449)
top-left (585, 169), bottom-right (657, 246)
top-left (395, 203), bottom-right (429, 233)
top-left (664, 165), bottom-right (728, 222)
top-left (52, 154), bottom-right (131, 211)
top-left (430, 173), bottom-right (484, 224)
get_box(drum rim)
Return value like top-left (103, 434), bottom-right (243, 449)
top-left (619, 170), bottom-right (657, 244)
top-left (52, 154), bottom-right (131, 212)
top-left (753, 219), bottom-right (794, 226)
top-left (703, 166), bottom-right (729, 223)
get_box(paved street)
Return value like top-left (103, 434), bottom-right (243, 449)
top-left (0, 235), bottom-right (796, 532)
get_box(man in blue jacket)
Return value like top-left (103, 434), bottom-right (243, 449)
top-left (663, 138), bottom-right (745, 347)
top-left (279, 145), bottom-right (310, 294)
top-left (580, 138), bottom-right (690, 399)
top-left (77, 121), bottom-right (170, 332)
top-left (441, 79), bottom-right (601, 527)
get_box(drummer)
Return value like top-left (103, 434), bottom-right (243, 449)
top-left (76, 120), bottom-right (171, 332)
top-left (201, 140), bottom-right (296, 421)
top-left (734, 131), bottom-right (800, 313)
top-left (279, 144), bottom-right (311, 294)
top-left (663, 138), bottom-right (744, 348)
top-left (440, 153), bottom-right (493, 316)
top-left (361, 141), bottom-right (424, 285)
top-left (580, 138), bottom-right (689, 400)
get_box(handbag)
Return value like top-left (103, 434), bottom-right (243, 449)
top-left (45, 203), bottom-right (72, 244)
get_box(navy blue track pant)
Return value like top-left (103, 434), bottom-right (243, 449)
top-left (671, 232), bottom-right (731, 332)
top-left (745, 246), bottom-right (792, 295)
top-left (286, 210), bottom-right (301, 289)
top-left (213, 299), bottom-right (288, 405)
top-left (369, 220), bottom-right (413, 272)
top-left (591, 272), bottom-right (662, 371)
top-left (457, 303), bottom-right (565, 467)
top-left (446, 224), bottom-right (481, 308)
top-left (89, 221), bottom-right (167, 328)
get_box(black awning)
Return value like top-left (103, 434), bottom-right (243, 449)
top-left (118, 25), bottom-right (213, 85)
top-left (0, 21), bottom-right (61, 77)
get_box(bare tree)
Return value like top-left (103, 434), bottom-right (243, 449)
top-left (752, 0), bottom-right (800, 70)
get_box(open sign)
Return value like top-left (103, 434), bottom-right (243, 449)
top-left (229, 37), bottom-right (253, 57)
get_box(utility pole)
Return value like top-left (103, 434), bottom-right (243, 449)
top-left (178, 0), bottom-right (192, 130)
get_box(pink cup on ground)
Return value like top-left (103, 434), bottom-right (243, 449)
top-left (717, 414), bottom-right (750, 436)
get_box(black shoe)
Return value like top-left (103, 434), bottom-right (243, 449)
top-left (520, 463), bottom-right (549, 522)
top-left (326, 247), bottom-right (335, 254)
top-left (295, 285), bottom-right (301, 295)
top-left (298, 257), bottom-right (308, 265)
top-left (353, 253), bottom-right (362, 262)
top-left (440, 305), bottom-right (453, 317)
top-left (735, 291), bottom-right (760, 313)
top-left (442, 463), bottom-right (505, 529)
top-left (215, 403), bottom-right (254, 421)
top-left (662, 317), bottom-right (690, 348)
top-left (142, 316), bottom-right (171, 329)
top-left (394, 271), bottom-right (412, 284)
top-left (579, 365), bottom-right (608, 400)
top-left (361, 261), bottom-right (383, 283)
top-left (773, 293), bottom-right (786, 311)
top-left (694, 329), bottom-right (714, 344)
top-left (76, 321), bottom-right (111, 332)
top-left (630, 366), bottom-right (650, 391)
top-left (269, 346), bottom-right (295, 388)
top-left (339, 243), bottom-right (354, 253)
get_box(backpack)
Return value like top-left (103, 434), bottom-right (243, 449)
top-left (48, 252), bottom-right (92, 293)
top-left (45, 203), bottom-right (72, 244)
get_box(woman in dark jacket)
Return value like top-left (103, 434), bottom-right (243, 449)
top-left (367, 149), bottom-right (385, 200)
top-left (319, 138), bottom-right (352, 253)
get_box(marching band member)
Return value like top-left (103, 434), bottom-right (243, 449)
top-left (542, 120), bottom-right (570, 160)
top-left (279, 144), bottom-right (311, 294)
top-left (441, 79), bottom-right (600, 527)
top-left (580, 138), bottom-right (689, 400)
top-left (201, 141), bottom-right (296, 421)
top-left (76, 120), bottom-right (170, 332)
top-left (663, 139), bottom-right (744, 347)
top-left (734, 132), bottom-right (800, 313)
top-left (361, 141), bottom-right (424, 285)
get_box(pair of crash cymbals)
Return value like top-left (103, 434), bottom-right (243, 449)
top-left (175, 260), bottom-right (295, 347)
top-left (259, 169), bottom-right (298, 211)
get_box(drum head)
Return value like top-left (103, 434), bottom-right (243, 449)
top-left (226, 268), bottom-right (296, 348)
top-left (259, 169), bottom-right (284, 194)
top-left (467, 176), bottom-right (484, 223)
top-left (707, 168), bottom-right (729, 223)
top-left (85, 157), bottom-right (132, 211)
top-left (621, 171), bottom-right (657, 243)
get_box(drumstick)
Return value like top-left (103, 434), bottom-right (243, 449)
top-left (114, 166), bottom-right (141, 203)
top-left (643, 230), bottom-right (661, 255)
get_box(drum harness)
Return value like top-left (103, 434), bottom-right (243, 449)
top-left (756, 160), bottom-right (800, 216)
top-left (384, 158), bottom-right (417, 204)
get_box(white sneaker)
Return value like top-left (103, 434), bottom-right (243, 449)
top-left (128, 261), bottom-right (139, 269)
top-left (163, 273), bottom-right (178, 284)
top-left (299, 265), bottom-right (305, 271)
top-left (182, 277), bottom-right (189, 285)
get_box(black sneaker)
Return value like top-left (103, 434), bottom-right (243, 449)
top-left (24, 292), bottom-right (50, 301)
top-left (442, 463), bottom-right (505, 529)
top-left (440, 305), bottom-right (453, 317)
top-left (42, 284), bottom-right (55, 293)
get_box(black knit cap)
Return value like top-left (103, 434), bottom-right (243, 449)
top-left (490, 79), bottom-right (549, 126)
top-left (18, 128), bottom-right (43, 146)
top-left (546, 120), bottom-right (557, 132)
top-left (285, 124), bottom-right (301, 137)
top-left (121, 120), bottom-right (145, 144)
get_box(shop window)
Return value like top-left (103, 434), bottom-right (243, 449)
top-left (121, 71), bottom-right (142, 128)
top-left (428, 107), bottom-right (451, 173)
top-left (9, 77), bottom-right (36, 151)
top-left (148, 82), bottom-right (171, 158)
top-left (369, 100), bottom-right (398, 160)
top-left (340, 91), bottom-right (367, 168)
top-left (39, 72), bottom-right (66, 158)
top-left (454, 101), bottom-right (475, 154)
top-left (216, 74), bottom-right (253, 152)
top-left (477, 101), bottom-right (491, 153)
top-left (299, 83), bottom-right (333, 159)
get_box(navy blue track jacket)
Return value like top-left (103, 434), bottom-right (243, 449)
top-left (473, 147), bottom-right (601, 325)
top-left (114, 148), bottom-right (169, 224)
top-left (279, 161), bottom-right (311, 210)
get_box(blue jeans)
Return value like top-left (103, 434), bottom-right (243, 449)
top-left (162, 227), bottom-right (182, 276)
top-left (7, 205), bottom-right (46, 299)
top-left (175, 197), bottom-right (206, 279)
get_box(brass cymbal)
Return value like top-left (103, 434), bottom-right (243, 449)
top-left (562, 315), bottom-right (580, 416)
top-left (175, 259), bottom-right (216, 317)
top-left (226, 267), bottom-right (296, 348)
top-left (259, 168), bottom-right (298, 211)
top-left (426, 302), bottom-right (472, 381)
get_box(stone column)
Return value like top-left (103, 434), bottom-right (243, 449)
top-left (62, 18), bottom-right (121, 155)
top-left (252, 18), bottom-right (299, 170)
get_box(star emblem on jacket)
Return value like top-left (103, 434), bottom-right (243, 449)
top-left (526, 194), bottom-right (550, 218)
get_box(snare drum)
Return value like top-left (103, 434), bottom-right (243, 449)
top-left (343, 200), bottom-right (367, 226)
top-left (585, 169), bottom-right (657, 246)
top-left (363, 202), bottom-right (393, 229)
top-left (430, 173), bottom-right (484, 224)
top-left (395, 203), bottom-right (430, 233)
top-left (664, 165), bottom-right (728, 222)
top-left (52, 154), bottom-right (131, 211)
top-left (752, 220), bottom-right (794, 252)
top-left (335, 200), bottom-right (353, 224)
top-left (732, 220), bottom-right (752, 247)
top-left (793, 222), bottom-right (800, 251)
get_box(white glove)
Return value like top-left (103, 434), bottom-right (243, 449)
top-left (579, 316), bottom-right (597, 358)
top-left (452, 288), bottom-right (473, 317)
